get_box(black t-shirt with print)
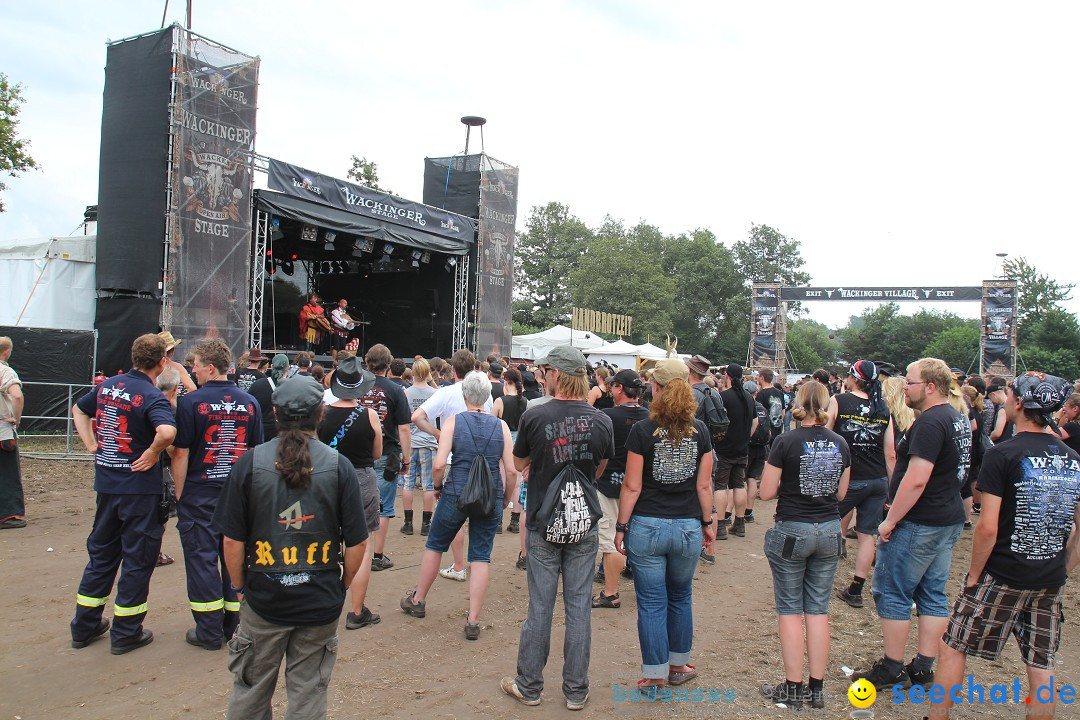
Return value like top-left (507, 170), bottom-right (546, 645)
top-left (833, 392), bottom-right (890, 482)
top-left (977, 432), bottom-right (1080, 589)
top-left (359, 376), bottom-right (411, 454)
top-left (889, 403), bottom-right (969, 526)
top-left (756, 386), bottom-right (786, 440)
top-left (598, 403), bottom-right (650, 499)
top-left (625, 418), bottom-right (712, 519)
top-left (767, 426), bottom-right (850, 522)
top-left (713, 386), bottom-right (755, 457)
top-left (513, 399), bottom-right (614, 531)
top-left (1061, 422), bottom-right (1080, 455)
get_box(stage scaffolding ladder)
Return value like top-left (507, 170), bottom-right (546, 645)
top-left (250, 210), bottom-right (269, 349)
top-left (452, 255), bottom-right (470, 352)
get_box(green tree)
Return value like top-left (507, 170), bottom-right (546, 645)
top-left (1019, 347), bottom-right (1080, 383)
top-left (1004, 257), bottom-right (1074, 327)
top-left (1017, 308), bottom-right (1080, 379)
top-left (513, 202), bottom-right (593, 328)
top-left (838, 304), bottom-right (900, 365)
top-left (0, 73), bottom-right (39, 212)
top-left (840, 306), bottom-right (978, 370)
top-left (732, 224), bottom-right (812, 286)
top-left (786, 319), bottom-right (841, 372)
top-left (346, 155), bottom-right (389, 193)
top-left (923, 326), bottom-right (981, 372)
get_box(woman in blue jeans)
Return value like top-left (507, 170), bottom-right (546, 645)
top-left (614, 358), bottom-right (715, 690)
top-left (399, 371), bottom-right (517, 641)
top-left (759, 380), bottom-right (850, 709)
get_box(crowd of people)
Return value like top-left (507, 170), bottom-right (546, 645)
top-left (1, 331), bottom-right (1079, 718)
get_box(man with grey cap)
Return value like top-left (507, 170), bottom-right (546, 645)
top-left (214, 375), bottom-right (367, 719)
top-left (932, 371), bottom-right (1080, 719)
top-left (502, 345), bottom-right (614, 711)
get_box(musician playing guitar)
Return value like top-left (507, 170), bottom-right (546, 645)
top-left (329, 298), bottom-right (356, 360)
top-left (300, 293), bottom-right (332, 352)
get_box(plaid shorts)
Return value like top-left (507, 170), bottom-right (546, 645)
top-left (942, 571), bottom-right (1065, 670)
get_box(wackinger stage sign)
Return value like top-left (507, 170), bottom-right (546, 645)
top-left (780, 286), bottom-right (983, 302)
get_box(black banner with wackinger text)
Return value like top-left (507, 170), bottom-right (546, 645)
top-left (781, 286), bottom-right (983, 302)
top-left (474, 157), bottom-right (519, 357)
top-left (752, 287), bottom-right (778, 365)
top-left (982, 285), bottom-right (1016, 375)
top-left (267, 159), bottom-right (476, 242)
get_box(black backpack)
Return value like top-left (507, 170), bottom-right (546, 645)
top-left (534, 463), bottom-right (602, 544)
top-left (456, 415), bottom-right (500, 518)
top-left (750, 401), bottom-right (771, 447)
top-left (693, 384), bottom-right (731, 443)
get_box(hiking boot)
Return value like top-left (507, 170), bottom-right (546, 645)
top-left (501, 676), bottom-right (541, 706)
top-left (400, 521), bottom-right (414, 535)
top-left (345, 606), bottom-right (381, 629)
top-left (852, 659), bottom-right (911, 691)
top-left (516, 553), bottom-right (527, 570)
top-left (760, 682), bottom-right (802, 709)
top-left (837, 587), bottom-right (864, 608)
top-left (731, 516), bottom-right (746, 537)
top-left (371, 555), bottom-right (394, 571)
top-left (806, 685), bottom-right (825, 709)
top-left (715, 522), bottom-right (728, 541)
top-left (621, 564), bottom-right (633, 579)
top-left (111, 630), bottom-right (154, 655)
top-left (400, 590), bottom-right (426, 618)
top-left (744, 512), bottom-right (755, 524)
top-left (72, 619), bottom-right (110, 649)
top-left (464, 621), bottom-right (481, 641)
top-left (420, 520), bottom-right (431, 536)
top-left (905, 661), bottom-right (934, 690)
top-left (185, 628), bottom-right (222, 651)
top-left (507, 517), bottom-right (520, 533)
top-left (496, 519), bottom-right (504, 534)
top-left (439, 564), bottom-right (467, 581)
top-left (699, 547), bottom-right (715, 565)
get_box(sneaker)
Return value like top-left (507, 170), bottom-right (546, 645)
top-left (464, 621), bottom-right (481, 641)
top-left (905, 661), bottom-right (934, 690)
top-left (111, 630), bottom-right (154, 656)
top-left (852, 658), bottom-right (912, 692)
top-left (731, 517), bottom-right (746, 537)
top-left (401, 521), bottom-right (414, 535)
top-left (439, 564), bottom-right (467, 581)
top-left (806, 685), bottom-right (825, 710)
top-left (72, 618), bottom-right (110, 649)
top-left (566, 693), bottom-right (589, 711)
top-left (516, 553), bottom-right (527, 570)
top-left (371, 555), bottom-right (394, 571)
top-left (760, 682), bottom-right (802, 710)
top-left (699, 547), bottom-right (715, 565)
top-left (971, 503), bottom-right (981, 515)
top-left (715, 522), bottom-right (728, 541)
top-left (420, 520), bottom-right (431, 536)
top-left (501, 676), bottom-right (541, 706)
top-left (185, 628), bottom-right (222, 651)
top-left (345, 606), bottom-right (381, 629)
top-left (507, 518), bottom-right (520, 533)
top-left (837, 587), bottom-right (864, 608)
top-left (744, 512), bottom-right (756, 524)
top-left (400, 590), bottom-right (426, 618)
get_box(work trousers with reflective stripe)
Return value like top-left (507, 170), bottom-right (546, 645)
top-left (71, 493), bottom-right (163, 644)
top-left (177, 490), bottom-right (239, 646)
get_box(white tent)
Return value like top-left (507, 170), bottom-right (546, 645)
top-left (635, 342), bottom-right (672, 359)
top-left (511, 324), bottom-right (606, 360)
top-left (582, 339), bottom-right (643, 369)
top-left (0, 236), bottom-right (97, 330)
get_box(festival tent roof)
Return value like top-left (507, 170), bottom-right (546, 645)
top-left (0, 236), bottom-right (97, 331)
top-left (635, 342), bottom-right (672, 359)
top-left (582, 339), bottom-right (639, 356)
top-left (511, 324), bottom-right (606, 360)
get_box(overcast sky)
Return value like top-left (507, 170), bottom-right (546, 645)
top-left (2, 1), bottom-right (1078, 329)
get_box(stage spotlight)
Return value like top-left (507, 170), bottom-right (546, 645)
top-left (421, 251), bottom-right (431, 264)
top-left (281, 260), bottom-right (295, 276)
top-left (270, 217), bottom-right (281, 227)
top-left (356, 238), bottom-right (374, 253)
top-left (324, 240), bottom-right (335, 251)
top-left (382, 242), bottom-right (396, 256)
top-left (411, 260), bottom-right (420, 268)
top-left (325, 231), bottom-right (336, 242)
top-left (411, 249), bottom-right (423, 261)
top-left (301, 224), bottom-right (318, 241)
top-left (270, 228), bottom-right (284, 242)
top-left (444, 257), bottom-right (458, 273)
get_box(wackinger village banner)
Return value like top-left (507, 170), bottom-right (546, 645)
top-left (474, 159), bottom-right (519, 357)
top-left (752, 287), bottom-right (779, 366)
top-left (168, 32), bottom-right (260, 359)
top-left (982, 285), bottom-right (1016, 374)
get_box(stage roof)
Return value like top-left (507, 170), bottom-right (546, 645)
top-left (255, 189), bottom-right (473, 256)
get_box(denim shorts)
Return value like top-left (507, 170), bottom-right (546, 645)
top-left (375, 454), bottom-right (396, 518)
top-left (837, 476), bottom-right (888, 535)
top-left (764, 519), bottom-right (843, 615)
top-left (424, 492), bottom-right (501, 563)
top-left (872, 520), bottom-right (963, 620)
top-left (400, 447), bottom-right (435, 491)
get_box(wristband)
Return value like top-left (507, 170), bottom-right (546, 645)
top-left (433, 484), bottom-right (442, 491)
top-left (700, 518), bottom-right (712, 527)
top-left (230, 585), bottom-right (245, 594)
top-left (615, 522), bottom-right (630, 533)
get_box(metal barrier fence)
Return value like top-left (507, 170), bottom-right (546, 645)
top-left (19, 380), bottom-right (95, 459)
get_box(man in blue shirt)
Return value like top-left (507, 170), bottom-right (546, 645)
top-left (71, 334), bottom-right (177, 654)
top-left (172, 339), bottom-right (263, 650)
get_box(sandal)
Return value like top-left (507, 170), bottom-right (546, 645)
top-left (156, 552), bottom-right (175, 567)
top-left (592, 591), bottom-right (620, 609)
top-left (637, 678), bottom-right (665, 690)
top-left (668, 665), bottom-right (698, 686)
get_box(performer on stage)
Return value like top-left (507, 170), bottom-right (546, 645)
top-left (300, 293), bottom-right (330, 353)
top-left (330, 298), bottom-right (355, 360)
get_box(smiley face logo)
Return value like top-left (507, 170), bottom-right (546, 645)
top-left (848, 679), bottom-right (876, 708)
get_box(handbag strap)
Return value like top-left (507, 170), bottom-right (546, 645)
top-left (328, 405), bottom-right (365, 449)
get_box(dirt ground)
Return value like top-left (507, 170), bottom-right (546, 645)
top-left (1, 455), bottom-right (1077, 719)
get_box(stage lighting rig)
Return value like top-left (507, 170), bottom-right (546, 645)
top-left (382, 243), bottom-right (396, 256)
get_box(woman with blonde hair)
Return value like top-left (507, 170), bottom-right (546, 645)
top-left (588, 366), bottom-right (614, 409)
top-left (758, 380), bottom-right (850, 710)
top-left (614, 358), bottom-right (715, 690)
top-left (882, 375), bottom-right (915, 479)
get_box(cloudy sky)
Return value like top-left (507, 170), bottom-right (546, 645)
top-left (2, 1), bottom-right (1078, 329)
